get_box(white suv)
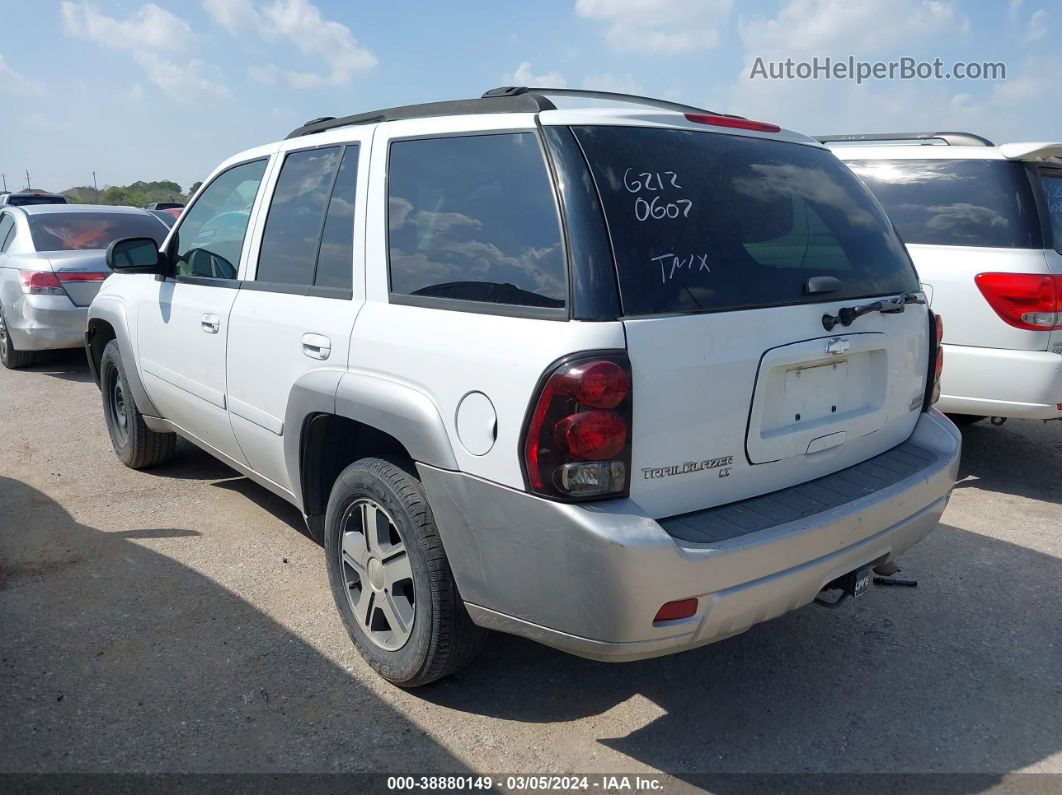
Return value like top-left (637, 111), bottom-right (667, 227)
top-left (827, 132), bottom-right (1062, 423)
top-left (86, 88), bottom-right (960, 686)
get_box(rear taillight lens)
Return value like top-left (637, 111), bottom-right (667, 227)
top-left (522, 353), bottom-right (632, 500)
top-left (924, 311), bottom-right (943, 410)
top-left (974, 272), bottom-right (1062, 331)
top-left (18, 270), bottom-right (64, 295)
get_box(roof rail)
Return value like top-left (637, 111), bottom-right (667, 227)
top-left (286, 93), bottom-right (557, 139)
top-left (815, 131), bottom-right (994, 147)
top-left (287, 87), bottom-right (738, 139)
top-left (482, 86), bottom-right (731, 117)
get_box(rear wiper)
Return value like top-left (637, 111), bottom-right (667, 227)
top-left (822, 293), bottom-right (925, 331)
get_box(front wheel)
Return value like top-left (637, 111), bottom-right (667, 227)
top-left (324, 457), bottom-right (486, 687)
top-left (100, 339), bottom-right (177, 468)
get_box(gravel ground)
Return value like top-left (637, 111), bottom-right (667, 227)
top-left (1, 350), bottom-right (1059, 783)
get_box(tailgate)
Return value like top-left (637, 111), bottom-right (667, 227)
top-left (625, 300), bottom-right (928, 518)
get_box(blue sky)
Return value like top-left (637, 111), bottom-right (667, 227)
top-left (1, 0), bottom-right (1057, 193)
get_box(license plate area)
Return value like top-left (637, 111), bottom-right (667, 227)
top-left (747, 334), bottom-right (890, 464)
top-left (783, 361), bottom-right (849, 426)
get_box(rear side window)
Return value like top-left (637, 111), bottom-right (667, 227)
top-left (387, 133), bottom-right (566, 311)
top-left (8, 195), bottom-right (67, 206)
top-left (1039, 172), bottom-right (1062, 253)
top-left (27, 212), bottom-right (168, 252)
top-left (0, 215), bottom-right (14, 251)
top-left (846, 159), bottom-right (1041, 249)
top-left (571, 126), bottom-right (918, 317)
top-left (256, 144), bottom-right (358, 293)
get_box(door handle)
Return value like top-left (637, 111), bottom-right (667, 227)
top-left (201, 313), bottom-right (220, 334)
top-left (302, 333), bottom-right (331, 360)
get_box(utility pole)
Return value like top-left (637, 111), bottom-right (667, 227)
top-left (1, 173), bottom-right (7, 192)
top-left (25, 170), bottom-right (31, 190)
top-left (93, 171), bottom-right (99, 203)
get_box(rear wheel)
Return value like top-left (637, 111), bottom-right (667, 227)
top-left (0, 307), bottom-right (36, 369)
top-left (324, 457), bottom-right (486, 687)
top-left (100, 339), bottom-right (176, 468)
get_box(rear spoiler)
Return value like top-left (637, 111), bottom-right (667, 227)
top-left (997, 142), bottom-right (1062, 163)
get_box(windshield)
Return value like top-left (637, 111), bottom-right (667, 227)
top-left (572, 127), bottom-right (918, 317)
top-left (28, 212), bottom-right (167, 252)
top-left (845, 159), bottom-right (1041, 249)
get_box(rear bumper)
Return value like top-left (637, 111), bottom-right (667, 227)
top-left (4, 294), bottom-right (86, 351)
top-left (420, 410), bottom-right (960, 662)
top-left (938, 344), bottom-right (1062, 420)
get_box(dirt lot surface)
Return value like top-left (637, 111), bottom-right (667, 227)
top-left (1, 350), bottom-right (1059, 784)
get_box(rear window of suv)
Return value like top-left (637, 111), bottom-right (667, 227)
top-left (571, 127), bottom-right (918, 317)
top-left (845, 159), bottom-right (1041, 249)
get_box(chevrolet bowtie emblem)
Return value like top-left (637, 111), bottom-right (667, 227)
top-left (826, 337), bottom-right (850, 356)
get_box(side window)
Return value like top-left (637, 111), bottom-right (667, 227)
top-left (314, 146), bottom-right (358, 291)
top-left (173, 159), bottom-right (268, 280)
top-left (387, 133), bottom-right (567, 310)
top-left (256, 147), bottom-right (342, 288)
top-left (1039, 171), bottom-right (1062, 253)
top-left (0, 215), bottom-right (14, 252)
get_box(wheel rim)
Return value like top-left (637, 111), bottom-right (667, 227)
top-left (339, 498), bottom-right (415, 651)
top-left (0, 311), bottom-right (8, 362)
top-left (105, 367), bottom-right (129, 447)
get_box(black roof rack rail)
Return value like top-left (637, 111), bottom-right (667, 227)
top-left (287, 86), bottom-right (740, 140)
top-left (482, 86), bottom-right (733, 117)
top-left (815, 131), bottom-right (994, 147)
top-left (287, 94), bottom-right (557, 139)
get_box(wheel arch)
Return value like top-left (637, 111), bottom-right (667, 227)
top-left (86, 299), bottom-right (160, 417)
top-left (285, 371), bottom-right (459, 540)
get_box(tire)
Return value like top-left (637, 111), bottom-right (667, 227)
top-left (324, 456), bottom-right (486, 687)
top-left (947, 414), bottom-right (987, 427)
top-left (100, 339), bottom-right (177, 469)
top-left (0, 306), bottom-right (36, 370)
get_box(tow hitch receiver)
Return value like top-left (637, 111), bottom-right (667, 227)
top-left (813, 565), bottom-right (872, 609)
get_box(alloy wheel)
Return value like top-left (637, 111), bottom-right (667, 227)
top-left (339, 498), bottom-right (416, 651)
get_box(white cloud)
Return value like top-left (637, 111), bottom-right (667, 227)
top-left (202, 0), bottom-right (258, 32)
top-left (0, 54), bottom-right (43, 95)
top-left (133, 52), bottom-right (232, 102)
top-left (60, 1), bottom-right (192, 51)
top-left (127, 82), bottom-right (145, 100)
top-left (504, 61), bottom-right (567, 87)
top-left (738, 0), bottom-right (966, 57)
top-left (1020, 8), bottom-right (1049, 43)
top-left (59, 3), bottom-right (228, 101)
top-left (575, 0), bottom-right (734, 54)
top-left (202, 0), bottom-right (377, 88)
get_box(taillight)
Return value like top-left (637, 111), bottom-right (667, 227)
top-left (924, 311), bottom-right (943, 409)
top-left (684, 113), bottom-right (781, 133)
top-left (18, 270), bottom-right (64, 295)
top-left (974, 272), bottom-right (1062, 331)
top-left (522, 353), bottom-right (632, 500)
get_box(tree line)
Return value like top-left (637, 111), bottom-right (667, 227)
top-left (60, 179), bottom-right (203, 207)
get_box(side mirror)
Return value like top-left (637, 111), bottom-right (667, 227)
top-left (106, 237), bottom-right (167, 274)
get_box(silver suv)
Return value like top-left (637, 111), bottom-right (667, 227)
top-left (87, 89), bottom-right (961, 686)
